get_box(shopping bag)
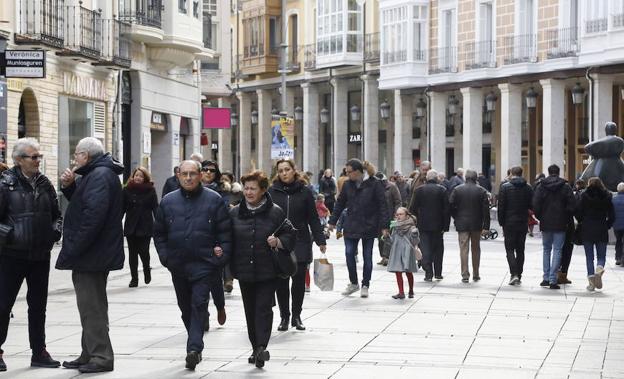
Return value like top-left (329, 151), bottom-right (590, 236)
top-left (313, 254), bottom-right (334, 291)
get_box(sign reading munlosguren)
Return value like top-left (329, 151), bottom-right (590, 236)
top-left (0, 50), bottom-right (46, 78)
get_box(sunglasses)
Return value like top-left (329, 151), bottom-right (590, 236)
top-left (21, 154), bottom-right (44, 161)
top-left (202, 168), bottom-right (217, 173)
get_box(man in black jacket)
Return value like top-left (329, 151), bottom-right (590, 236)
top-left (57, 137), bottom-right (125, 373)
top-left (161, 166), bottom-right (180, 198)
top-left (153, 160), bottom-right (232, 370)
top-left (498, 166), bottom-right (534, 285)
top-left (409, 169), bottom-right (450, 281)
top-left (0, 138), bottom-right (62, 372)
top-left (449, 170), bottom-right (490, 283)
top-left (319, 169), bottom-right (337, 213)
top-left (329, 159), bottom-right (389, 298)
top-left (533, 164), bottom-right (576, 289)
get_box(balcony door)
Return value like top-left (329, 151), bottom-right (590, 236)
top-left (441, 8), bottom-right (456, 70)
top-left (478, 1), bottom-right (494, 65)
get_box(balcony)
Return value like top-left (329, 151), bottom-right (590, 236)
top-left (464, 40), bottom-right (496, 69)
top-left (364, 33), bottom-right (380, 63)
top-left (613, 13), bottom-right (624, 28)
top-left (303, 44), bottom-right (316, 71)
top-left (585, 18), bottom-right (608, 34)
top-left (58, 3), bottom-right (102, 60)
top-left (429, 46), bottom-right (457, 74)
top-left (240, 43), bottom-right (279, 75)
top-left (502, 34), bottom-right (537, 65)
top-left (97, 18), bottom-right (132, 68)
top-left (119, 0), bottom-right (163, 43)
top-left (382, 50), bottom-right (407, 65)
top-left (278, 45), bottom-right (300, 73)
top-left (14, 0), bottom-right (65, 49)
top-left (545, 27), bottom-right (580, 59)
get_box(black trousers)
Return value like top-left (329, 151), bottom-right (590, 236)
top-left (0, 256), bottom-right (49, 355)
top-left (72, 271), bottom-right (114, 369)
top-left (616, 230), bottom-right (624, 262)
top-left (172, 274), bottom-right (212, 353)
top-left (126, 235), bottom-right (151, 280)
top-left (276, 262), bottom-right (308, 319)
top-left (560, 223), bottom-right (575, 273)
top-left (504, 228), bottom-right (527, 278)
top-left (239, 279), bottom-right (276, 350)
top-left (420, 231), bottom-right (444, 279)
top-left (206, 271), bottom-right (225, 318)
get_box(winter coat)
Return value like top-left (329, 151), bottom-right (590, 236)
top-left (612, 192), bottom-right (624, 231)
top-left (382, 180), bottom-right (402, 216)
top-left (386, 218), bottom-right (420, 273)
top-left (268, 179), bottom-right (326, 264)
top-left (204, 181), bottom-right (231, 207)
top-left (533, 175), bottom-right (576, 232)
top-left (153, 185), bottom-right (232, 281)
top-left (0, 167), bottom-right (61, 261)
top-left (162, 175), bottom-right (180, 198)
top-left (449, 181), bottom-right (490, 232)
top-left (395, 180), bottom-right (410, 205)
top-left (449, 175), bottom-right (465, 191)
top-left (576, 186), bottom-right (615, 243)
top-left (407, 173), bottom-right (427, 209)
top-left (497, 177), bottom-right (534, 231)
top-left (122, 182), bottom-right (158, 237)
top-left (319, 176), bottom-right (337, 199)
top-left (230, 193), bottom-right (296, 282)
top-left (409, 180), bottom-right (451, 232)
top-left (477, 175), bottom-right (492, 192)
top-left (56, 153), bottom-right (125, 272)
top-left (329, 176), bottom-right (390, 239)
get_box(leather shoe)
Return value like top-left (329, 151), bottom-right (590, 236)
top-left (291, 316), bottom-right (306, 331)
top-left (255, 346), bottom-right (270, 368)
top-left (78, 362), bottom-right (113, 373)
top-left (185, 351), bottom-right (201, 370)
top-left (129, 278), bottom-right (138, 288)
top-left (217, 308), bottom-right (226, 325)
top-left (62, 358), bottom-right (88, 369)
top-left (277, 317), bottom-right (289, 331)
top-left (31, 349), bottom-right (60, 368)
top-left (144, 267), bottom-right (151, 284)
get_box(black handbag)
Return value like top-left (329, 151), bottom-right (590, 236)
top-left (271, 218), bottom-right (297, 279)
top-left (573, 223), bottom-right (583, 246)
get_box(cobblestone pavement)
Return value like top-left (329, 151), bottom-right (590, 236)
top-left (1, 231), bottom-right (623, 378)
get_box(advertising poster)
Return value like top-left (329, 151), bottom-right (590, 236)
top-left (271, 116), bottom-right (295, 159)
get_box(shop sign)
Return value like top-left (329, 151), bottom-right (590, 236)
top-left (150, 111), bottom-right (166, 131)
top-left (271, 116), bottom-right (295, 159)
top-left (0, 50), bottom-right (46, 78)
top-left (348, 132), bottom-right (362, 144)
top-left (63, 72), bottom-right (107, 101)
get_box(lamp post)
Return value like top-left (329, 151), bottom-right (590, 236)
top-left (251, 110), bottom-right (258, 125)
top-left (415, 98), bottom-right (427, 119)
top-left (380, 99), bottom-right (391, 120)
top-left (570, 83), bottom-right (585, 182)
top-left (525, 87), bottom-right (538, 182)
top-left (350, 105), bottom-right (361, 122)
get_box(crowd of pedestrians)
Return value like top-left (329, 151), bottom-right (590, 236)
top-left (1, 134), bottom-right (623, 374)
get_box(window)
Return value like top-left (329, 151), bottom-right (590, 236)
top-left (613, 0), bottom-right (624, 28)
top-left (193, 1), bottom-right (199, 18)
top-left (179, 0), bottom-right (187, 14)
top-left (244, 16), bottom-right (264, 57)
top-left (517, 0), bottom-right (535, 36)
top-left (204, 0), bottom-right (217, 17)
top-left (477, 1), bottom-right (495, 63)
top-left (269, 16), bottom-right (281, 55)
top-left (412, 5), bottom-right (427, 61)
top-left (316, 0), bottom-right (361, 56)
top-left (381, 6), bottom-right (408, 64)
top-left (203, 8), bottom-right (213, 48)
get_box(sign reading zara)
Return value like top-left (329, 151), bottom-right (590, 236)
top-left (0, 50), bottom-right (46, 78)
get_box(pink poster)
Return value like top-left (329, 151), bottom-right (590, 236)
top-left (202, 107), bottom-right (231, 129)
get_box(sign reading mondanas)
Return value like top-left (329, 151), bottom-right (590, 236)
top-left (0, 50), bottom-right (46, 78)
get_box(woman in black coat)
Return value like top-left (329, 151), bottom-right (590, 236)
top-left (122, 167), bottom-right (158, 288)
top-left (230, 170), bottom-right (295, 368)
top-left (576, 177), bottom-right (614, 291)
top-left (268, 159), bottom-right (326, 332)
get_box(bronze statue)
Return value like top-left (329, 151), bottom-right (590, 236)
top-left (580, 122), bottom-right (624, 192)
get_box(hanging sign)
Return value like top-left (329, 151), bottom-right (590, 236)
top-left (0, 50), bottom-right (46, 78)
top-left (271, 116), bottom-right (295, 159)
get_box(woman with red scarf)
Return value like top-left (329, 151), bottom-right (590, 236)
top-left (123, 167), bottom-right (158, 287)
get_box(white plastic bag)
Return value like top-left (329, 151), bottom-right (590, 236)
top-left (313, 254), bottom-right (334, 291)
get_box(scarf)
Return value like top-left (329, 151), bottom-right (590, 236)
top-left (246, 197), bottom-right (267, 211)
top-left (393, 217), bottom-right (416, 236)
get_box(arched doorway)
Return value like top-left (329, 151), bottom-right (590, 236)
top-left (18, 88), bottom-right (40, 139)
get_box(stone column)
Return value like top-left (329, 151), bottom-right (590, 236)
top-left (331, 78), bottom-right (348, 174)
top-left (453, 112), bottom-right (462, 171)
top-left (429, 91), bottom-right (446, 173)
top-left (460, 87), bottom-right (483, 173)
top-left (301, 82), bottom-right (320, 177)
top-left (256, 89), bottom-right (272, 173)
top-left (393, 89), bottom-right (412, 175)
top-left (593, 74), bottom-right (614, 141)
top-left (237, 92), bottom-right (252, 176)
top-left (498, 83), bottom-right (523, 174)
top-left (217, 97), bottom-right (233, 172)
top-left (540, 79), bottom-right (566, 173)
top-left (363, 74), bottom-right (379, 165)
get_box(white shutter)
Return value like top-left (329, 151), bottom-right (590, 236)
top-left (94, 102), bottom-right (106, 142)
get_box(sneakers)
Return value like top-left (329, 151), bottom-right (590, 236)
top-left (595, 266), bottom-right (605, 289)
top-left (461, 278), bottom-right (469, 283)
top-left (539, 280), bottom-right (549, 287)
top-left (185, 351), bottom-right (202, 370)
top-left (0, 354), bottom-right (6, 372)
top-left (360, 286), bottom-right (369, 298)
top-left (342, 283), bottom-right (360, 296)
top-left (31, 349), bottom-right (60, 368)
top-left (304, 286), bottom-right (311, 293)
top-left (587, 275), bottom-right (596, 292)
top-left (509, 276), bottom-right (520, 286)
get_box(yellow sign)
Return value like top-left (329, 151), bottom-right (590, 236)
top-left (7, 79), bottom-right (24, 92)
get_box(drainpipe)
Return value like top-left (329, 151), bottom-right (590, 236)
top-left (424, 86), bottom-right (431, 161)
top-left (280, 0), bottom-right (287, 114)
top-left (586, 66), bottom-right (595, 142)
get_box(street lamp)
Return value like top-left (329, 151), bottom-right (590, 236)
top-left (525, 87), bottom-right (538, 109)
top-left (294, 105), bottom-right (303, 121)
top-left (230, 111), bottom-right (238, 126)
top-left (380, 99), bottom-right (391, 120)
top-left (350, 105), bottom-right (361, 122)
top-left (251, 110), bottom-right (258, 124)
top-left (415, 98), bottom-right (427, 118)
top-left (485, 92), bottom-right (497, 112)
top-left (571, 82), bottom-right (585, 105)
top-left (320, 107), bottom-right (330, 124)
top-left (621, 85), bottom-right (624, 101)
top-left (448, 95), bottom-right (459, 115)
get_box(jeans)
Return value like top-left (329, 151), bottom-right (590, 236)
top-left (503, 228), bottom-right (527, 279)
top-left (542, 231), bottom-right (566, 284)
top-left (615, 230), bottom-right (624, 262)
top-left (583, 241), bottom-right (607, 276)
top-left (172, 274), bottom-right (212, 353)
top-left (344, 237), bottom-right (374, 287)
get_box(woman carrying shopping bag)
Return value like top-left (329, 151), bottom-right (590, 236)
top-left (387, 207), bottom-right (420, 299)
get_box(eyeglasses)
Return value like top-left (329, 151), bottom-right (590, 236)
top-left (73, 151), bottom-right (86, 157)
top-left (21, 154), bottom-right (44, 161)
top-left (202, 168), bottom-right (217, 173)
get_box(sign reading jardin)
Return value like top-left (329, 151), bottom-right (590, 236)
top-left (0, 50), bottom-right (46, 78)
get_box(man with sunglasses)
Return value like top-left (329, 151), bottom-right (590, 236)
top-left (0, 138), bottom-right (62, 372)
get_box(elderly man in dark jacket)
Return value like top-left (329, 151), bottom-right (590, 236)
top-left (0, 138), bottom-right (62, 372)
top-left (329, 159), bottom-right (389, 298)
top-left (409, 169), bottom-right (450, 281)
top-left (449, 169), bottom-right (490, 283)
top-left (56, 137), bottom-right (124, 373)
top-left (153, 160), bottom-right (232, 370)
top-left (533, 164), bottom-right (576, 289)
top-left (498, 166), bottom-right (534, 285)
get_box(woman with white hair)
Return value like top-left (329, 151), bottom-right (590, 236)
top-left (612, 182), bottom-right (624, 266)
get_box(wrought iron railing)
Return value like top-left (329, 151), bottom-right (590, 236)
top-left (382, 50), bottom-right (407, 65)
top-left (14, 0), bottom-right (65, 48)
top-left (65, 2), bottom-right (102, 58)
top-left (428, 46), bottom-right (457, 74)
top-left (545, 27), bottom-right (580, 59)
top-left (101, 18), bottom-right (131, 67)
top-left (585, 18), bottom-right (608, 33)
top-left (613, 13), bottom-right (624, 28)
top-left (413, 49), bottom-right (426, 62)
top-left (364, 33), bottom-right (379, 62)
top-left (119, 0), bottom-right (162, 29)
top-left (464, 40), bottom-right (496, 69)
top-left (303, 44), bottom-right (316, 70)
top-left (502, 34), bottom-right (537, 65)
